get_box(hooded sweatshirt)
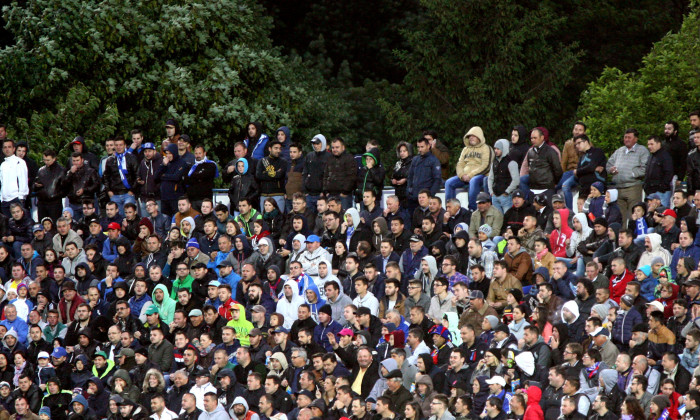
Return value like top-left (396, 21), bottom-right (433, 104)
top-left (523, 385), bottom-right (543, 420)
top-left (488, 138), bottom-right (520, 196)
top-left (637, 232), bottom-right (671, 268)
top-left (152, 284), bottom-right (176, 325)
top-left (226, 303), bottom-right (254, 346)
top-left (155, 143), bottom-right (189, 201)
top-left (302, 134), bottom-right (329, 195)
top-left (568, 213), bottom-right (592, 258)
top-left (367, 358), bottom-right (398, 405)
top-left (456, 126), bottom-right (493, 179)
top-left (550, 209), bottom-right (573, 258)
top-left (356, 147), bottom-right (386, 201)
top-left (276, 279), bottom-right (305, 329)
top-left (416, 255), bottom-right (438, 293)
top-left (510, 125), bottom-right (530, 167)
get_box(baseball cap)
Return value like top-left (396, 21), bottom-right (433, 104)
top-left (251, 305), bottom-right (266, 313)
top-left (51, 347), bottom-right (68, 358)
top-left (551, 193), bottom-right (565, 203)
top-left (485, 376), bottom-right (506, 387)
top-left (117, 348), bottom-right (135, 358)
top-left (188, 309), bottom-right (203, 317)
top-left (217, 261), bottom-right (233, 268)
top-left (273, 326), bottom-right (289, 334)
top-left (646, 301), bottom-right (664, 312)
top-left (409, 234), bottom-right (423, 243)
top-left (305, 235), bottom-right (321, 243)
top-left (494, 324), bottom-right (509, 334)
top-left (143, 142), bottom-right (156, 150)
top-left (338, 328), bottom-right (354, 337)
top-left (476, 192), bottom-right (491, 203)
top-left (37, 351), bottom-right (50, 359)
top-left (208, 280), bottom-right (221, 287)
top-left (192, 262), bottom-right (207, 270)
top-left (687, 279), bottom-right (700, 288)
top-left (512, 189), bottom-right (525, 199)
top-left (646, 193), bottom-right (662, 201)
top-left (32, 224), bottom-right (43, 233)
top-left (296, 390), bottom-right (315, 400)
top-left (145, 305), bottom-right (159, 315)
top-left (589, 327), bottom-right (609, 337)
top-left (632, 323), bottom-right (649, 333)
top-left (249, 328), bottom-right (263, 337)
top-left (0, 382), bottom-right (9, 389)
top-left (620, 294), bottom-right (634, 307)
top-left (107, 222), bottom-right (121, 231)
top-left (94, 351), bottom-right (108, 360)
top-left (662, 209), bottom-right (677, 218)
top-left (469, 290), bottom-right (485, 300)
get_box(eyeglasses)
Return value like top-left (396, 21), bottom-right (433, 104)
top-left (408, 286), bottom-right (420, 290)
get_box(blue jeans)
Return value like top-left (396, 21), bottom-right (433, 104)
top-left (519, 175), bottom-right (530, 199)
top-left (445, 175), bottom-right (485, 210)
top-left (306, 194), bottom-right (320, 212)
top-left (260, 195), bottom-right (285, 215)
top-left (111, 193), bottom-right (137, 217)
top-left (559, 171), bottom-right (578, 209)
top-left (657, 190), bottom-right (672, 208)
top-left (339, 194), bottom-right (354, 212)
top-left (492, 194), bottom-right (513, 214)
top-left (284, 198), bottom-right (293, 214)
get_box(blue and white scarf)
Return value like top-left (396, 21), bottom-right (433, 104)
top-left (115, 153), bottom-right (131, 189)
top-left (188, 158), bottom-right (220, 178)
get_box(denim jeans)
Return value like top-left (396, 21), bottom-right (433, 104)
top-left (339, 194), bottom-right (354, 212)
top-left (111, 193), bottom-right (137, 217)
top-left (557, 256), bottom-right (585, 277)
top-left (656, 190), bottom-right (672, 209)
top-left (492, 194), bottom-right (513, 214)
top-left (519, 175), bottom-right (530, 200)
top-left (559, 171), bottom-right (578, 209)
top-left (445, 174), bottom-right (485, 210)
top-left (306, 195), bottom-right (320, 212)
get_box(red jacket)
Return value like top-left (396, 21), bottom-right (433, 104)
top-left (609, 269), bottom-right (634, 303)
top-left (218, 297), bottom-right (239, 321)
top-left (58, 294), bottom-right (86, 324)
top-left (524, 385), bottom-right (544, 420)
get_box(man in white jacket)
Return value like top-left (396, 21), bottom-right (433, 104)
top-left (298, 235), bottom-right (332, 278)
top-left (0, 140), bottom-right (28, 218)
top-left (276, 279), bottom-right (304, 329)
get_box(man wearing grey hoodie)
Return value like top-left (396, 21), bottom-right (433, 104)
top-left (229, 395), bottom-right (261, 420)
top-left (487, 139), bottom-right (520, 214)
top-left (303, 134), bottom-right (329, 211)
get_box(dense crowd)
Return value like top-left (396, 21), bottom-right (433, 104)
top-left (0, 114), bottom-right (698, 420)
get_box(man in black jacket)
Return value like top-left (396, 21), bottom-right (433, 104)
top-left (526, 127), bottom-right (562, 201)
top-left (102, 136), bottom-right (139, 217)
top-left (63, 153), bottom-right (101, 220)
top-left (256, 141), bottom-right (288, 214)
top-left (184, 145), bottom-right (218, 212)
top-left (349, 346), bottom-right (380, 399)
top-left (596, 229), bottom-right (642, 274)
top-left (34, 149), bottom-right (66, 222)
top-left (303, 134), bottom-right (330, 211)
top-left (644, 135), bottom-right (674, 208)
top-left (323, 137), bottom-right (358, 212)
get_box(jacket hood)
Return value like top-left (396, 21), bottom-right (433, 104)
top-left (494, 139), bottom-right (510, 156)
top-left (607, 189), bottom-right (618, 203)
top-left (421, 255), bottom-right (438, 278)
top-left (372, 217), bottom-right (389, 236)
top-left (152, 283), bottom-right (175, 307)
top-left (113, 369), bottom-right (132, 387)
top-left (270, 352), bottom-right (288, 371)
top-left (344, 208), bottom-right (361, 230)
top-left (292, 234), bottom-right (306, 248)
top-left (233, 234), bottom-right (254, 257)
top-left (562, 300), bottom-right (580, 323)
top-left (267, 264), bottom-right (281, 279)
top-left (637, 265), bottom-right (652, 277)
top-left (258, 236), bottom-right (275, 256)
top-left (232, 396), bottom-right (249, 412)
top-left (515, 351), bottom-right (535, 376)
top-left (415, 374), bottom-right (434, 393)
top-left (283, 278), bottom-right (301, 297)
top-left (573, 213), bottom-right (592, 237)
top-left (277, 126), bottom-right (291, 141)
top-left (75, 262), bottom-right (92, 279)
top-left (513, 125), bottom-right (529, 145)
top-left (233, 303), bottom-right (248, 322)
top-left (166, 144), bottom-right (179, 161)
top-left (526, 385), bottom-right (542, 405)
top-left (418, 354), bottom-right (435, 373)
top-left (362, 147), bottom-right (381, 166)
top-left (533, 267), bottom-right (550, 284)
top-left (454, 223), bottom-right (469, 235)
top-left (235, 157), bottom-right (249, 175)
top-left (464, 126), bottom-right (486, 146)
top-left (311, 134), bottom-right (327, 151)
top-left (86, 376), bottom-right (105, 394)
top-left (600, 369), bottom-right (618, 393)
top-left (395, 141), bottom-right (413, 158)
top-left (379, 358), bottom-right (398, 379)
top-left (555, 209), bottom-right (572, 235)
top-left (71, 394), bottom-right (89, 408)
top-left (648, 232), bottom-right (662, 252)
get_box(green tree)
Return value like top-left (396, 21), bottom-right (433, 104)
top-left (578, 3), bottom-right (700, 154)
top-left (0, 0), bottom-right (345, 162)
top-left (377, 0), bottom-right (581, 153)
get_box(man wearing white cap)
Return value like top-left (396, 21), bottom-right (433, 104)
top-left (589, 326), bottom-right (619, 368)
top-left (484, 375), bottom-right (512, 414)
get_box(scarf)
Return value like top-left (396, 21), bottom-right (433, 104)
top-left (115, 152), bottom-right (131, 189)
top-left (586, 362), bottom-right (601, 379)
top-left (188, 157), bottom-right (220, 178)
top-left (536, 248), bottom-right (548, 260)
top-left (263, 209), bottom-right (280, 221)
top-left (13, 361), bottom-right (25, 386)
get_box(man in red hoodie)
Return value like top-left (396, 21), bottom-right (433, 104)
top-left (609, 257), bottom-right (634, 304)
top-left (523, 385), bottom-right (543, 420)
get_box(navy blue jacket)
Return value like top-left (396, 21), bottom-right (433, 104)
top-left (406, 152), bottom-right (442, 200)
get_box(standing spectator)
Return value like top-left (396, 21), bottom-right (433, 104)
top-left (0, 139), bottom-right (28, 218)
top-left (525, 127), bottom-right (562, 201)
top-left (606, 129), bottom-right (650, 226)
top-left (184, 144), bottom-right (218, 212)
top-left (406, 137), bottom-right (442, 214)
top-left (559, 122), bottom-right (586, 198)
top-left (644, 135), bottom-right (674, 208)
top-left (686, 131), bottom-right (700, 197)
top-left (34, 149), bottom-right (66, 222)
top-left (445, 126), bottom-right (493, 211)
top-left (391, 142), bottom-right (413, 209)
top-left (487, 139), bottom-right (519, 214)
top-left (135, 142), bottom-right (162, 216)
top-left (355, 148), bottom-right (385, 209)
top-left (571, 134), bottom-right (607, 210)
top-left (422, 130), bottom-right (450, 180)
top-left (244, 121), bottom-right (270, 161)
top-left (663, 121), bottom-right (687, 189)
top-left (303, 134), bottom-right (330, 211)
top-left (102, 136), bottom-right (139, 217)
top-left (155, 144), bottom-right (189, 217)
top-left (284, 143), bottom-right (305, 213)
top-left (256, 141), bottom-right (288, 213)
top-left (323, 137), bottom-right (357, 211)
top-left (63, 152), bottom-right (100, 220)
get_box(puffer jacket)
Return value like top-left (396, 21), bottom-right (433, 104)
top-left (323, 150), bottom-right (357, 195)
top-left (456, 126), bottom-right (493, 179)
top-left (355, 147), bottom-right (386, 202)
top-left (303, 134), bottom-right (330, 195)
top-left (62, 163), bottom-right (100, 202)
top-left (8, 210), bottom-right (33, 244)
top-left (155, 144), bottom-right (189, 201)
top-left (34, 161), bottom-right (66, 202)
top-left (611, 306), bottom-right (642, 349)
top-left (526, 141), bottom-right (563, 189)
top-left (102, 151), bottom-right (139, 194)
top-left (136, 154), bottom-right (163, 199)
